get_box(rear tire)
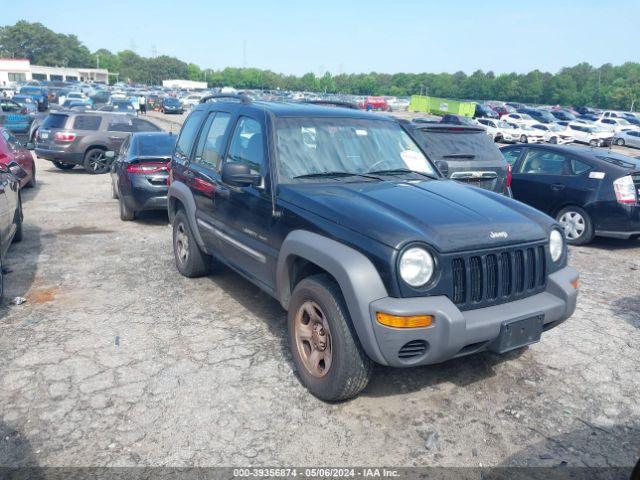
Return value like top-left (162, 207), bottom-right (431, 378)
top-left (111, 179), bottom-right (118, 199)
top-left (556, 206), bottom-right (594, 245)
top-left (119, 196), bottom-right (135, 221)
top-left (589, 139), bottom-right (598, 147)
top-left (52, 161), bottom-right (75, 170)
top-left (550, 136), bottom-right (558, 144)
top-left (520, 134), bottom-right (527, 143)
top-left (288, 274), bottom-right (373, 402)
top-left (172, 209), bottom-right (210, 277)
top-left (83, 148), bottom-right (110, 174)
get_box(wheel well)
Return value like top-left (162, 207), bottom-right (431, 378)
top-left (168, 197), bottom-right (184, 222)
top-left (552, 203), bottom-right (588, 219)
top-left (285, 256), bottom-right (338, 305)
top-left (84, 145), bottom-right (107, 158)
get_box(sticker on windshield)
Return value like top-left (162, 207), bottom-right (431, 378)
top-left (355, 129), bottom-right (368, 136)
top-left (589, 171), bottom-right (605, 179)
top-left (400, 149), bottom-right (427, 171)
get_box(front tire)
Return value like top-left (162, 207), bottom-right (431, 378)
top-left (520, 134), bottom-right (527, 143)
top-left (52, 161), bottom-right (75, 170)
top-left (12, 195), bottom-right (23, 244)
top-left (172, 209), bottom-right (210, 277)
top-left (616, 138), bottom-right (625, 146)
top-left (288, 274), bottom-right (373, 402)
top-left (589, 139), bottom-right (598, 147)
top-left (26, 165), bottom-right (36, 188)
top-left (83, 148), bottom-right (110, 174)
top-left (556, 206), bottom-right (595, 245)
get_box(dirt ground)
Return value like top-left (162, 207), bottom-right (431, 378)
top-left (0, 111), bottom-right (638, 470)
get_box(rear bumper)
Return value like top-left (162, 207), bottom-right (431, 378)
top-left (35, 148), bottom-right (83, 165)
top-left (367, 266), bottom-right (578, 367)
top-left (121, 175), bottom-right (168, 211)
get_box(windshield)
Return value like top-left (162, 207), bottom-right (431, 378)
top-left (165, 98), bottom-right (180, 105)
top-left (537, 111), bottom-right (556, 121)
top-left (618, 118), bottom-right (632, 125)
top-left (519, 114), bottom-right (533, 120)
top-left (136, 135), bottom-right (177, 157)
top-left (275, 118), bottom-right (436, 182)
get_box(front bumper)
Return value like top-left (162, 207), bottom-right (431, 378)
top-left (368, 266), bottom-right (578, 367)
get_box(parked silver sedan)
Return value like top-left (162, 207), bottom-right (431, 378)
top-left (614, 129), bottom-right (640, 148)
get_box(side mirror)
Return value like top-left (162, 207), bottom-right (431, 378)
top-left (221, 162), bottom-right (261, 187)
top-left (435, 160), bottom-right (450, 178)
top-left (105, 151), bottom-right (115, 159)
top-left (26, 142), bottom-right (35, 150)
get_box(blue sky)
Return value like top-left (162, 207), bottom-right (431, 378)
top-left (5, 0), bottom-right (640, 75)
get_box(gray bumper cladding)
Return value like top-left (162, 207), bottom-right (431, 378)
top-left (368, 266), bottom-right (579, 367)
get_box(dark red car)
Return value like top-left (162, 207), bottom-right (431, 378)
top-left (363, 96), bottom-right (388, 111)
top-left (0, 128), bottom-right (35, 188)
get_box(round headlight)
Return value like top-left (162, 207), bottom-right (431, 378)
top-left (549, 230), bottom-right (564, 262)
top-left (399, 247), bottom-right (435, 287)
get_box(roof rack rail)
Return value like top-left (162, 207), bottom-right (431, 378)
top-left (300, 100), bottom-right (361, 110)
top-left (199, 93), bottom-right (252, 104)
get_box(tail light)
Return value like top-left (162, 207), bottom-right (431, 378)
top-left (506, 163), bottom-right (512, 188)
top-left (54, 131), bottom-right (77, 142)
top-left (613, 175), bottom-right (637, 205)
top-left (127, 163), bottom-right (168, 174)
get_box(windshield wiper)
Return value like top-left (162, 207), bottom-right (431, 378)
top-left (293, 171), bottom-right (380, 180)
top-left (442, 154), bottom-right (476, 159)
top-left (367, 168), bottom-right (439, 179)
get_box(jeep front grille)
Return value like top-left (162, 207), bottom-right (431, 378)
top-left (451, 245), bottom-right (546, 311)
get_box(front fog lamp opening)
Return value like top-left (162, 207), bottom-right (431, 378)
top-left (376, 312), bottom-right (434, 329)
top-left (399, 247), bottom-right (435, 287)
top-left (549, 230), bottom-right (564, 263)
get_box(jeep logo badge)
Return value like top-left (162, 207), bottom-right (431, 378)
top-left (490, 231), bottom-right (509, 239)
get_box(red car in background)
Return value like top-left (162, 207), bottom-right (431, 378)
top-left (490, 105), bottom-right (514, 118)
top-left (0, 128), bottom-right (35, 189)
top-left (363, 96), bottom-right (388, 111)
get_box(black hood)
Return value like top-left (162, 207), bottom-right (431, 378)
top-left (279, 179), bottom-right (554, 253)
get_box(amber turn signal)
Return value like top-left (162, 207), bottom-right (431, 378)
top-left (571, 279), bottom-right (579, 289)
top-left (376, 312), bottom-right (434, 328)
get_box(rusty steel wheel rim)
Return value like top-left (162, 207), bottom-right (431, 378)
top-left (294, 300), bottom-right (332, 378)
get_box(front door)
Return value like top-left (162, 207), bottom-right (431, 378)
top-left (212, 114), bottom-right (276, 291)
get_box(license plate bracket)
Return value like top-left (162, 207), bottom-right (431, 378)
top-left (489, 313), bottom-right (544, 354)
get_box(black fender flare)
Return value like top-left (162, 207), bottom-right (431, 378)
top-left (167, 181), bottom-right (206, 249)
top-left (276, 230), bottom-right (389, 364)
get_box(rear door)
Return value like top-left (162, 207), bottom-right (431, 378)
top-left (188, 110), bottom-right (233, 247)
top-left (511, 147), bottom-right (570, 214)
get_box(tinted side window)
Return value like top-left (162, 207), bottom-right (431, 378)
top-left (570, 159), bottom-right (592, 175)
top-left (73, 115), bottom-right (101, 131)
top-left (132, 118), bottom-right (161, 132)
top-left (175, 110), bottom-right (206, 159)
top-left (226, 117), bottom-right (265, 175)
top-left (501, 148), bottom-right (522, 166)
top-left (519, 150), bottom-right (567, 175)
top-left (194, 112), bottom-right (232, 171)
top-left (108, 120), bottom-right (134, 132)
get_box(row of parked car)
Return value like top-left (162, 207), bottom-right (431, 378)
top-left (2, 95), bottom-right (639, 402)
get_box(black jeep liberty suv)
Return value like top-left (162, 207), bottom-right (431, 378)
top-left (168, 95), bottom-right (579, 401)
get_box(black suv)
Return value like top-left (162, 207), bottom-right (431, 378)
top-left (168, 95), bottom-right (579, 401)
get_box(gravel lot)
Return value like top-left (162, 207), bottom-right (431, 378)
top-left (0, 111), bottom-right (638, 470)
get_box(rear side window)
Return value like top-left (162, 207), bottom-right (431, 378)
top-left (570, 159), bottom-right (592, 175)
top-left (108, 119), bottom-right (134, 132)
top-left (73, 115), bottom-right (101, 131)
top-left (41, 114), bottom-right (69, 129)
top-left (175, 110), bottom-right (206, 159)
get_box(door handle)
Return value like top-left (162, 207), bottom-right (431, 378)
top-left (551, 183), bottom-right (565, 191)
